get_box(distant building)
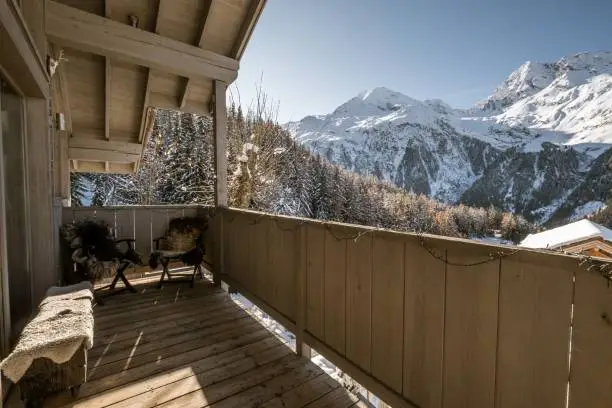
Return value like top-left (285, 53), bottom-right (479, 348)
top-left (520, 219), bottom-right (612, 259)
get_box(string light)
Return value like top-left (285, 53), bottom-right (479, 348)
top-left (223, 210), bottom-right (612, 280)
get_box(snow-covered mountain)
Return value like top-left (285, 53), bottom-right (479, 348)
top-left (287, 51), bottom-right (612, 223)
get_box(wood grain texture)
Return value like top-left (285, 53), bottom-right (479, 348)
top-left (346, 233), bottom-right (372, 372)
top-left (371, 236), bottom-right (405, 393)
top-left (324, 228), bottom-right (347, 354)
top-left (306, 224), bottom-right (325, 339)
top-left (47, 1), bottom-right (238, 82)
top-left (495, 257), bottom-right (573, 408)
top-left (403, 239), bottom-right (445, 408)
top-left (569, 268), bottom-right (612, 408)
top-left (268, 218), bottom-right (297, 320)
top-left (443, 248), bottom-right (500, 408)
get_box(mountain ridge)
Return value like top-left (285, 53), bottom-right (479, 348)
top-left (287, 51), bottom-right (612, 223)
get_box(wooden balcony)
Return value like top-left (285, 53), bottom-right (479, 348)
top-left (42, 277), bottom-right (365, 408)
top-left (56, 205), bottom-right (612, 408)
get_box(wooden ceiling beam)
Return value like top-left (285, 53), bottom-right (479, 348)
top-left (179, 0), bottom-right (215, 110)
top-left (231, 0), bottom-right (266, 60)
top-left (46, 1), bottom-right (238, 83)
top-left (68, 147), bottom-right (140, 163)
top-left (68, 138), bottom-right (143, 155)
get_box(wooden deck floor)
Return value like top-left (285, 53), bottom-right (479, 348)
top-left (41, 276), bottom-right (365, 408)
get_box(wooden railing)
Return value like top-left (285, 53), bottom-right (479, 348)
top-left (62, 205), bottom-right (213, 268)
top-left (219, 207), bottom-right (612, 408)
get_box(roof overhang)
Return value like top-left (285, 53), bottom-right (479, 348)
top-left (46, 0), bottom-right (266, 174)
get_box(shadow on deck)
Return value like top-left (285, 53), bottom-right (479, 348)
top-left (41, 276), bottom-right (365, 408)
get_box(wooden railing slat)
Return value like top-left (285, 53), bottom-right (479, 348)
top-left (402, 240), bottom-right (445, 408)
top-left (442, 252), bottom-right (500, 408)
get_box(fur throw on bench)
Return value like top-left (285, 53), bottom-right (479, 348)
top-left (0, 282), bottom-right (94, 383)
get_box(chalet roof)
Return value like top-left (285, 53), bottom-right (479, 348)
top-left (519, 219), bottom-right (612, 250)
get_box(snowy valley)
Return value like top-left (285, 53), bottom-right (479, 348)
top-left (287, 51), bottom-right (612, 224)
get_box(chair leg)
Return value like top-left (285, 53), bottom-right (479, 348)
top-left (198, 264), bottom-right (204, 279)
top-left (109, 267), bottom-right (121, 290)
top-left (118, 262), bottom-right (137, 293)
top-left (190, 265), bottom-right (202, 288)
top-left (158, 259), bottom-right (169, 288)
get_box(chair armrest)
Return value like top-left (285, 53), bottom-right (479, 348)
top-left (115, 238), bottom-right (136, 250)
top-left (114, 238), bottom-right (136, 244)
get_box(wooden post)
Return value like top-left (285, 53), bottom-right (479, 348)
top-left (296, 224), bottom-right (311, 358)
top-left (213, 80), bottom-right (227, 286)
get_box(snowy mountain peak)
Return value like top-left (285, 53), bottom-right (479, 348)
top-left (479, 51), bottom-right (612, 112)
top-left (288, 51), bottom-right (612, 224)
top-left (334, 87), bottom-right (423, 117)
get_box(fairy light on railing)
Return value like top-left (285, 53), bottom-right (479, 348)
top-left (223, 209), bottom-right (612, 280)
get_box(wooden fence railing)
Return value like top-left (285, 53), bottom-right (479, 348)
top-left (219, 207), bottom-right (612, 408)
top-left (61, 205), bottom-right (213, 267)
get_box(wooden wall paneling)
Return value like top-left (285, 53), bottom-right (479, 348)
top-left (371, 234), bottom-right (405, 393)
top-left (569, 268), bottom-right (612, 407)
top-left (63, 49), bottom-right (105, 133)
top-left (443, 244), bottom-right (500, 408)
top-left (182, 207), bottom-right (199, 219)
top-left (271, 218), bottom-right (297, 321)
top-left (402, 238), bottom-right (446, 408)
top-left (72, 208), bottom-right (95, 223)
top-left (95, 208), bottom-right (116, 234)
top-left (222, 210), bottom-right (233, 278)
top-left (133, 208), bottom-right (152, 257)
top-left (61, 207), bottom-right (75, 224)
top-left (305, 223), bottom-right (325, 339)
top-left (165, 207), bottom-right (184, 227)
top-left (231, 213), bottom-right (250, 285)
top-left (346, 232), bottom-right (373, 372)
top-left (248, 215), bottom-right (268, 298)
top-left (114, 208), bottom-right (135, 240)
top-left (24, 98), bottom-right (55, 303)
top-left (323, 226), bottom-right (347, 355)
top-left (495, 254), bottom-right (573, 408)
top-left (109, 61), bottom-right (146, 141)
top-left (150, 208), bottom-right (169, 249)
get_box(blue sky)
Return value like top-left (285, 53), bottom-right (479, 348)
top-left (232, 0), bottom-right (612, 123)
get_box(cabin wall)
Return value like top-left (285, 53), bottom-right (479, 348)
top-left (0, 0), bottom-right (58, 362)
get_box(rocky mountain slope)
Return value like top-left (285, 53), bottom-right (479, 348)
top-left (287, 51), bottom-right (612, 223)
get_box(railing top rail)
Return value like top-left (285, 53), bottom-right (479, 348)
top-left (65, 204), bottom-right (211, 211)
top-left (222, 206), bottom-right (608, 269)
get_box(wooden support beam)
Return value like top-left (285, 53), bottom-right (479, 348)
top-left (213, 80), bottom-right (228, 207)
top-left (0, 0), bottom-right (49, 98)
top-left (46, 1), bottom-right (238, 83)
top-left (104, 161), bottom-right (110, 172)
top-left (138, 72), bottom-right (152, 143)
top-left (68, 138), bottom-right (143, 155)
top-left (213, 80), bottom-right (227, 285)
top-left (137, 0), bottom-right (160, 146)
top-left (179, 0), bottom-right (215, 109)
top-left (104, 1), bottom-right (111, 140)
top-left (231, 0), bottom-right (266, 59)
top-left (68, 147), bottom-right (140, 163)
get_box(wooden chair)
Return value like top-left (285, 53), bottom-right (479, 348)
top-left (149, 217), bottom-right (208, 288)
top-left (65, 220), bottom-right (143, 297)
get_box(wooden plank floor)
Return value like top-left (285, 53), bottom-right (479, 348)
top-left (40, 276), bottom-right (366, 408)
